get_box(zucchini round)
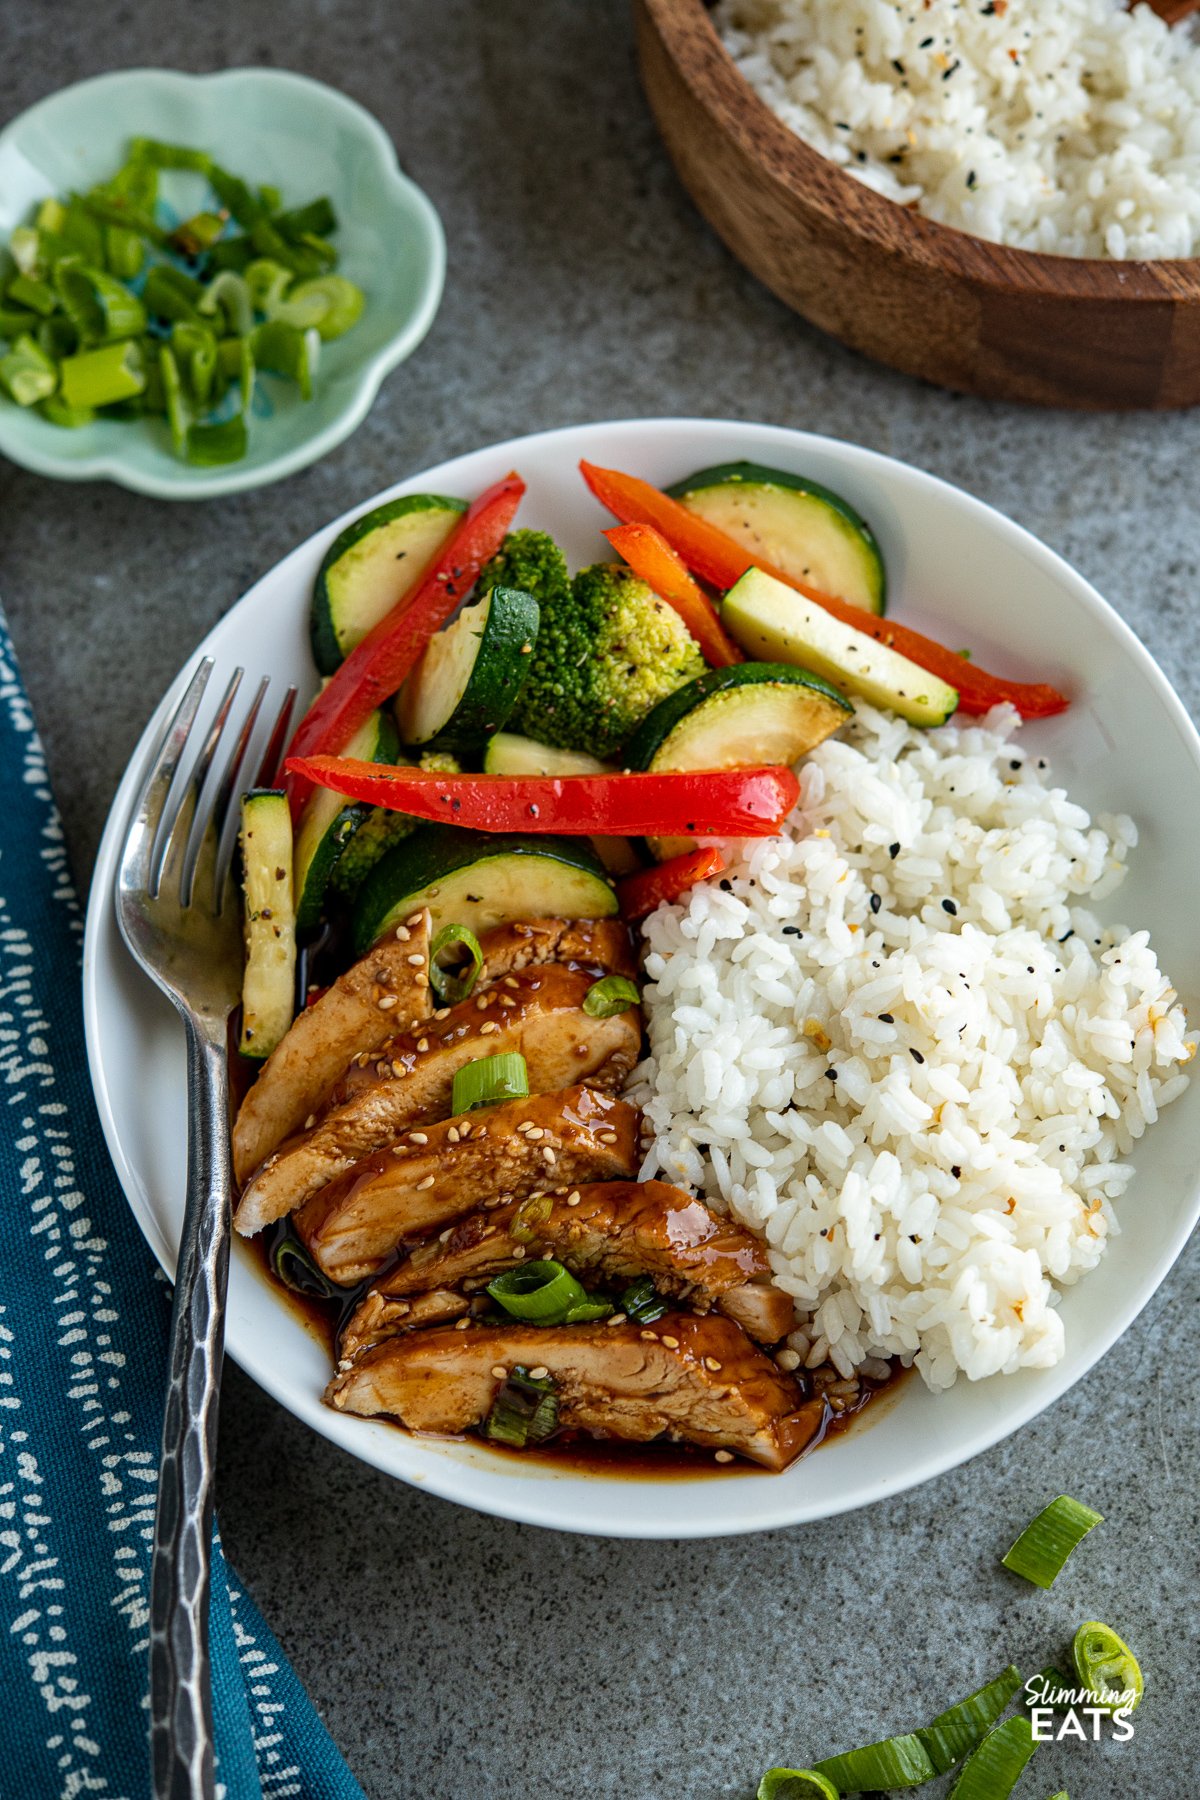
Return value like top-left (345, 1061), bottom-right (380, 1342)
top-left (351, 827), bottom-right (617, 956)
top-left (624, 662), bottom-right (851, 859)
top-left (667, 460), bottom-right (886, 616)
top-left (311, 493), bottom-right (467, 675)
top-left (239, 789), bottom-right (297, 1060)
top-left (293, 710), bottom-right (411, 932)
top-left (396, 585), bottom-right (540, 752)
top-left (482, 732), bottom-right (612, 778)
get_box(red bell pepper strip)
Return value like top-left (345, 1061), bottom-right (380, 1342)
top-left (285, 471), bottom-right (526, 816)
top-left (617, 846), bottom-right (727, 921)
top-left (581, 461), bottom-right (1069, 719)
top-left (603, 522), bottom-right (743, 668)
top-left (283, 757), bottom-right (801, 838)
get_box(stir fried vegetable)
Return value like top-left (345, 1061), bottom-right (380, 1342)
top-left (616, 846), bottom-right (727, 921)
top-left (0, 139), bottom-right (366, 464)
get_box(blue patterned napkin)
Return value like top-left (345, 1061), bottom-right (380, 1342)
top-left (0, 610), bottom-right (366, 1800)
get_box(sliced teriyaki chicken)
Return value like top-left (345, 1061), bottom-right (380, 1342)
top-left (234, 966), bottom-right (641, 1237)
top-left (339, 1180), bottom-right (795, 1361)
top-left (325, 1312), bottom-right (824, 1470)
top-left (232, 909), bottom-right (432, 1185)
top-left (474, 916), bottom-right (636, 985)
top-left (293, 1087), bottom-right (641, 1284)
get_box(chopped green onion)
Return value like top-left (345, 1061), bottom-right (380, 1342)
top-left (75, 190), bottom-right (168, 251)
top-left (246, 257), bottom-right (294, 316)
top-left (259, 182), bottom-right (283, 213)
top-left (9, 226), bottom-right (41, 278)
top-left (208, 163), bottom-right (267, 228)
top-left (1043, 1792), bottom-right (1069, 1799)
top-left (268, 1222), bottom-right (343, 1300)
top-left (201, 271), bottom-right (253, 337)
top-left (39, 396), bottom-right (95, 428)
top-left (620, 1276), bottom-right (666, 1325)
top-left (36, 315), bottom-right (78, 361)
top-left (187, 415), bottom-right (248, 466)
top-left (0, 334), bottom-right (57, 406)
top-left (60, 338), bottom-right (145, 409)
top-left (276, 273), bottom-right (365, 340)
top-left (158, 344), bottom-right (188, 456)
top-left (814, 1732), bottom-right (936, 1791)
top-left (487, 1260), bottom-right (613, 1326)
top-left (583, 974), bottom-right (640, 1019)
top-left (34, 196), bottom-right (67, 235)
top-left (253, 318), bottom-right (315, 399)
top-left (56, 264), bottom-right (146, 343)
top-left (489, 1260), bottom-right (588, 1322)
top-left (429, 923), bottom-right (484, 1006)
top-left (947, 1716), bottom-right (1037, 1800)
top-left (1072, 1621), bottom-right (1142, 1714)
top-left (169, 210), bottom-right (228, 256)
top-left (451, 1052), bottom-right (529, 1114)
top-left (6, 273), bottom-right (58, 317)
top-left (757, 1773), bottom-right (837, 1800)
top-left (208, 234), bottom-right (255, 273)
top-left (483, 1365), bottom-right (559, 1448)
top-left (916, 1666), bottom-right (1023, 1775)
top-left (1002, 1496), bottom-right (1103, 1589)
top-left (143, 264), bottom-right (206, 326)
top-left (103, 223), bottom-right (144, 281)
top-left (171, 321), bottom-right (219, 406)
top-left (276, 196), bottom-right (339, 239)
top-left (128, 137), bottom-right (213, 172)
top-left (0, 305), bottom-right (38, 338)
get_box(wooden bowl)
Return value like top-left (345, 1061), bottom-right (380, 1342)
top-left (634, 0), bottom-right (1200, 408)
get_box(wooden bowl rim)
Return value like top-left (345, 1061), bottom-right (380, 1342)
top-left (642, 0), bottom-right (1200, 301)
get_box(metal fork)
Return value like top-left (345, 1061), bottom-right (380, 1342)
top-left (115, 660), bottom-right (296, 1800)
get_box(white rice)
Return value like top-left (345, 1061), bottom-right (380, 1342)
top-left (715, 0), bottom-right (1200, 258)
top-left (630, 704), bottom-right (1194, 1390)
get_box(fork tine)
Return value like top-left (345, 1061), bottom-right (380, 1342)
top-left (207, 677), bottom-right (272, 913)
top-left (120, 659), bottom-right (214, 901)
top-left (157, 669), bottom-right (243, 905)
top-left (254, 684), bottom-right (298, 787)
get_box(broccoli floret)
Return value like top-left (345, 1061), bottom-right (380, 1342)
top-left (476, 528), bottom-right (570, 612)
top-left (511, 562), bottom-right (705, 758)
top-left (330, 808), bottom-right (415, 901)
top-left (416, 748), bottom-right (462, 774)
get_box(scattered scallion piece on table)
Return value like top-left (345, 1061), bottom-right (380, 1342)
top-left (483, 1366), bottom-right (559, 1449)
top-left (1024, 1667), bottom-right (1075, 1712)
top-left (1072, 1621), bottom-right (1143, 1713)
top-left (946, 1716), bottom-right (1037, 1800)
top-left (916, 1665), bottom-right (1023, 1774)
top-left (429, 922), bottom-right (484, 1006)
top-left (451, 1052), bottom-right (529, 1114)
top-left (757, 1771), bottom-right (838, 1800)
top-left (582, 974), bottom-right (640, 1018)
top-left (1001, 1495), bottom-right (1103, 1588)
top-left (0, 138), bottom-right (366, 466)
top-left (813, 1731), bottom-right (937, 1791)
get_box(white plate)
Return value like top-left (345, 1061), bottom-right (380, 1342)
top-left (83, 419), bottom-right (1200, 1538)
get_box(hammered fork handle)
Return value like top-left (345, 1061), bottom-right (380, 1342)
top-left (149, 1015), bottom-right (233, 1800)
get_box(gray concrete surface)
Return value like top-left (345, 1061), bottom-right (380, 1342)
top-left (3, 4), bottom-right (1198, 1796)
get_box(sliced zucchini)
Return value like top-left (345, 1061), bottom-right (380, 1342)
top-left (668, 460), bottom-right (886, 616)
top-left (351, 826), bottom-right (617, 957)
top-left (239, 789), bottom-right (297, 1060)
top-left (483, 734), bottom-right (642, 876)
top-left (624, 661), bottom-right (851, 859)
top-left (311, 493), bottom-right (467, 675)
top-left (723, 566), bottom-right (959, 729)
top-left (482, 732), bottom-right (613, 778)
top-left (292, 710), bottom-right (411, 932)
top-left (396, 585), bottom-right (539, 752)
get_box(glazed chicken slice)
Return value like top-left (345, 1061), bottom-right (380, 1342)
top-left (232, 910), bottom-right (432, 1185)
top-left (339, 1180), bottom-right (795, 1361)
top-left (234, 965), bottom-right (641, 1236)
top-left (326, 1312), bottom-right (824, 1470)
top-left (293, 1087), bottom-right (641, 1284)
top-left (474, 916), bottom-right (636, 985)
